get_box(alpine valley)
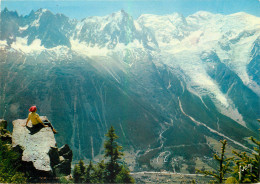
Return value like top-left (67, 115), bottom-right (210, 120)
top-left (0, 8), bottom-right (259, 173)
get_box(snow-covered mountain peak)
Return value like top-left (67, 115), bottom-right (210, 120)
top-left (111, 9), bottom-right (130, 20)
top-left (81, 10), bottom-right (131, 26)
top-left (33, 8), bottom-right (54, 19)
top-left (138, 12), bottom-right (185, 24)
top-left (190, 11), bottom-right (216, 18)
top-left (137, 12), bottom-right (188, 46)
top-left (29, 8), bottom-right (56, 28)
top-left (104, 9), bottom-right (134, 29)
top-left (186, 11), bottom-right (223, 27)
top-left (73, 9), bottom-right (139, 49)
top-left (230, 11), bottom-right (258, 18)
top-left (228, 12), bottom-right (260, 27)
top-left (35, 8), bottom-right (49, 14)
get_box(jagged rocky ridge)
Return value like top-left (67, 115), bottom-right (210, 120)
top-left (0, 8), bottom-right (259, 172)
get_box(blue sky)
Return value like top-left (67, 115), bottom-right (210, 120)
top-left (1, 0), bottom-right (259, 19)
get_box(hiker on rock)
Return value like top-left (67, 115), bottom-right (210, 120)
top-left (24, 106), bottom-right (57, 134)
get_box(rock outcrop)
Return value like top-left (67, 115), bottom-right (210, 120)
top-left (12, 117), bottom-right (72, 178)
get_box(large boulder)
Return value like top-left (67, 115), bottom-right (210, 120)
top-left (12, 117), bottom-right (72, 179)
top-left (58, 144), bottom-right (73, 162)
top-left (55, 144), bottom-right (73, 175)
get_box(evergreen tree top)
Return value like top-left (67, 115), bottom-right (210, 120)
top-left (105, 126), bottom-right (119, 140)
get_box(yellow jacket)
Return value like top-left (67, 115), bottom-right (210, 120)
top-left (27, 112), bottom-right (43, 125)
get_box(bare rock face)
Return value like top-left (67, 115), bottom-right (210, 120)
top-left (12, 117), bottom-right (72, 178)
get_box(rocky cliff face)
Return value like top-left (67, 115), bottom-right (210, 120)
top-left (11, 117), bottom-right (72, 179)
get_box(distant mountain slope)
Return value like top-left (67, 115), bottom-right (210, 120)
top-left (0, 8), bottom-right (259, 172)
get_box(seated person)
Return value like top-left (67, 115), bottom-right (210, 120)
top-left (25, 106), bottom-right (57, 134)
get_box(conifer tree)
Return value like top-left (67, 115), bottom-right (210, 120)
top-left (196, 140), bottom-right (232, 183)
top-left (95, 160), bottom-right (105, 183)
top-left (84, 161), bottom-right (97, 183)
top-left (72, 164), bottom-right (81, 183)
top-left (250, 136), bottom-right (260, 181)
top-left (104, 126), bottom-right (124, 183)
top-left (73, 160), bottom-right (85, 183)
top-left (78, 160), bottom-right (86, 176)
top-left (115, 165), bottom-right (135, 183)
top-left (72, 127), bottom-right (134, 183)
top-left (232, 151), bottom-right (257, 183)
top-left (232, 136), bottom-right (260, 183)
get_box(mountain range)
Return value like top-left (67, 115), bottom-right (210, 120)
top-left (0, 8), bottom-right (259, 172)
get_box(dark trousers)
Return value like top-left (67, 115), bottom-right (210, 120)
top-left (33, 120), bottom-right (55, 132)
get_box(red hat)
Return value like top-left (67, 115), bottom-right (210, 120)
top-left (29, 106), bottom-right (37, 112)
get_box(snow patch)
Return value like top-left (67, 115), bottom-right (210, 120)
top-left (19, 25), bottom-right (29, 32)
top-left (0, 40), bottom-right (8, 49)
top-left (41, 9), bottom-right (48, 13)
top-left (31, 10), bottom-right (48, 28)
top-left (114, 39), bottom-right (144, 51)
top-left (215, 29), bottom-right (260, 93)
top-left (48, 46), bottom-right (71, 59)
top-left (229, 12), bottom-right (260, 26)
top-left (134, 20), bottom-right (142, 31)
top-left (137, 13), bottom-right (187, 46)
top-left (11, 37), bottom-right (45, 54)
top-left (31, 18), bottom-right (40, 28)
top-left (217, 102), bottom-right (247, 127)
top-left (70, 38), bottom-right (109, 57)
